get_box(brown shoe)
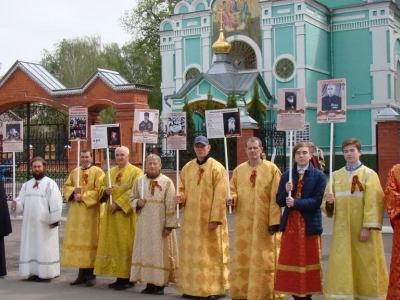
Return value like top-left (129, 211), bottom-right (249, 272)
top-left (86, 279), bottom-right (96, 287)
top-left (70, 277), bottom-right (86, 286)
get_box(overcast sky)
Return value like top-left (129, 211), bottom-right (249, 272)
top-left (0, 0), bottom-right (137, 76)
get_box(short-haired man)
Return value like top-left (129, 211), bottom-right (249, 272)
top-left (11, 157), bottom-right (63, 281)
top-left (94, 146), bottom-right (143, 290)
top-left (321, 84), bottom-right (342, 111)
top-left (175, 136), bottom-right (229, 299)
top-left (228, 137), bottom-right (283, 300)
top-left (322, 138), bottom-right (388, 300)
top-left (275, 142), bottom-right (326, 299)
top-left (62, 149), bottom-right (105, 287)
top-left (129, 154), bottom-right (178, 295)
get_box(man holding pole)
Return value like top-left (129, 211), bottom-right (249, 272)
top-left (61, 149), bottom-right (105, 287)
top-left (175, 136), bottom-right (229, 299)
top-left (275, 142), bottom-right (326, 299)
top-left (129, 154), bottom-right (178, 295)
top-left (94, 146), bottom-right (142, 290)
top-left (322, 138), bottom-right (388, 300)
top-left (227, 137), bottom-right (283, 300)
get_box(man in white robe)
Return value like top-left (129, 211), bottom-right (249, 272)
top-left (129, 154), bottom-right (178, 295)
top-left (11, 157), bottom-right (62, 281)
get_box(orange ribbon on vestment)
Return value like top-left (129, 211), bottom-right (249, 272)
top-left (115, 173), bottom-right (122, 185)
top-left (33, 181), bottom-right (39, 189)
top-left (150, 180), bottom-right (162, 196)
top-left (250, 170), bottom-right (256, 187)
top-left (197, 168), bottom-right (204, 185)
top-left (83, 173), bottom-right (89, 185)
top-left (351, 175), bottom-right (363, 194)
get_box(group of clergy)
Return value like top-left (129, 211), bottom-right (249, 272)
top-left (3, 136), bottom-right (400, 300)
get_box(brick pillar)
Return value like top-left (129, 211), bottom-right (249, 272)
top-left (114, 107), bottom-right (143, 165)
top-left (376, 120), bottom-right (400, 187)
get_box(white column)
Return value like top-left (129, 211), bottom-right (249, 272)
top-left (174, 37), bottom-right (183, 91)
top-left (201, 33), bottom-right (211, 72)
top-left (295, 21), bottom-right (306, 89)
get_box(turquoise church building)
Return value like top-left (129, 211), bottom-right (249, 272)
top-left (159, 0), bottom-right (400, 168)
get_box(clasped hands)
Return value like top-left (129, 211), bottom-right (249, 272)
top-left (73, 187), bottom-right (83, 202)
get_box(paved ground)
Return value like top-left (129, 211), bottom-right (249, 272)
top-left (0, 205), bottom-right (394, 300)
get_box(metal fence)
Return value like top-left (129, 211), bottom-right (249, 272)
top-left (0, 105), bottom-right (69, 201)
top-left (257, 121), bottom-right (287, 172)
top-left (145, 128), bottom-right (238, 170)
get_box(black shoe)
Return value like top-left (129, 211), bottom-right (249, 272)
top-left (108, 279), bottom-right (120, 288)
top-left (114, 282), bottom-right (134, 291)
top-left (26, 275), bottom-right (39, 281)
top-left (36, 277), bottom-right (51, 283)
top-left (141, 284), bottom-right (156, 294)
top-left (154, 286), bottom-right (164, 295)
top-left (182, 295), bottom-right (193, 298)
top-left (70, 277), bottom-right (87, 286)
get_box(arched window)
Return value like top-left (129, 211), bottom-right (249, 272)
top-left (228, 41), bottom-right (257, 70)
top-left (185, 68), bottom-right (201, 80)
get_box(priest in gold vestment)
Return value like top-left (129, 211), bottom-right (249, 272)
top-left (62, 149), bottom-right (105, 287)
top-left (384, 164), bottom-right (400, 300)
top-left (228, 137), bottom-right (283, 300)
top-left (322, 138), bottom-right (388, 300)
top-left (175, 136), bottom-right (229, 299)
top-left (129, 154), bottom-right (178, 295)
top-left (94, 146), bottom-right (143, 291)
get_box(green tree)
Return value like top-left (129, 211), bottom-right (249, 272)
top-left (249, 82), bottom-right (264, 125)
top-left (226, 90), bottom-right (237, 108)
top-left (182, 97), bottom-right (195, 136)
top-left (40, 36), bottom-right (161, 122)
top-left (120, 0), bottom-right (178, 111)
top-left (41, 36), bottom-right (104, 88)
top-left (205, 91), bottom-right (215, 110)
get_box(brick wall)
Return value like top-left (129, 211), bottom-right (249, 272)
top-left (376, 120), bottom-right (400, 188)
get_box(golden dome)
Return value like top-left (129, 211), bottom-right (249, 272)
top-left (212, 28), bottom-right (232, 54)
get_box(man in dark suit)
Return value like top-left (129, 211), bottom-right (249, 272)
top-left (285, 92), bottom-right (296, 111)
top-left (322, 84), bottom-right (342, 111)
top-left (139, 112), bottom-right (153, 131)
top-left (109, 131), bottom-right (119, 146)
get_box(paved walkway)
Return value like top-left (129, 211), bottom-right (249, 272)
top-left (1, 205), bottom-right (394, 300)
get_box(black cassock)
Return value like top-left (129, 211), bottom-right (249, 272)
top-left (0, 181), bottom-right (12, 276)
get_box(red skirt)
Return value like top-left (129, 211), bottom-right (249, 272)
top-left (275, 210), bottom-right (322, 296)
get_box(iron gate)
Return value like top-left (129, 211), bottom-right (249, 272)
top-left (0, 104), bottom-right (69, 200)
top-left (257, 120), bottom-right (287, 172)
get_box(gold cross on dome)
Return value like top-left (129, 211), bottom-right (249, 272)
top-left (217, 6), bottom-right (223, 30)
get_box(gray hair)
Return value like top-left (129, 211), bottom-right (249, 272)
top-left (146, 154), bottom-right (161, 164)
